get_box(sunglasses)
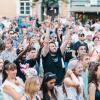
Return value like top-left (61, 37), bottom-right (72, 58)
top-left (79, 34), bottom-right (85, 37)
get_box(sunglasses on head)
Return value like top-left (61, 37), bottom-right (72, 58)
top-left (45, 73), bottom-right (56, 80)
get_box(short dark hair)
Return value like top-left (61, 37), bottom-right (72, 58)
top-left (49, 41), bottom-right (56, 46)
top-left (77, 44), bottom-right (86, 50)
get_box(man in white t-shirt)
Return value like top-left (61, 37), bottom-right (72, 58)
top-left (91, 19), bottom-right (100, 32)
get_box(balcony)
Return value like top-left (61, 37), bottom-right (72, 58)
top-left (70, 0), bottom-right (100, 12)
top-left (70, 0), bottom-right (100, 6)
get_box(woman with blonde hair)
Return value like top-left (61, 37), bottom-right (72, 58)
top-left (21, 76), bottom-right (41, 100)
top-left (62, 59), bottom-right (84, 100)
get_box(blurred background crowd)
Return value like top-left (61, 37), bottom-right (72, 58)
top-left (0, 15), bottom-right (100, 100)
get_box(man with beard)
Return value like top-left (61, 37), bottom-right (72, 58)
top-left (42, 30), bottom-right (69, 85)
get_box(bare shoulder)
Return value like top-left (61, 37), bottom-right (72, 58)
top-left (89, 82), bottom-right (96, 90)
top-left (3, 85), bottom-right (12, 90)
top-left (64, 77), bottom-right (71, 83)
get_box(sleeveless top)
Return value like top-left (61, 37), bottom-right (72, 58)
top-left (90, 45), bottom-right (100, 62)
top-left (64, 77), bottom-right (84, 100)
top-left (90, 48), bottom-right (98, 62)
top-left (24, 94), bottom-right (41, 100)
top-left (1, 78), bottom-right (24, 100)
top-left (95, 89), bottom-right (100, 100)
top-left (89, 82), bottom-right (100, 100)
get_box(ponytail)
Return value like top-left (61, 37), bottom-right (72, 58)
top-left (2, 60), bottom-right (10, 83)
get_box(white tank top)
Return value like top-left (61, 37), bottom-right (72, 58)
top-left (1, 78), bottom-right (24, 100)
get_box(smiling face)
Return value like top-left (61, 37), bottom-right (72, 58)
top-left (77, 45), bottom-right (86, 56)
top-left (7, 68), bottom-right (17, 79)
top-left (6, 64), bottom-right (17, 79)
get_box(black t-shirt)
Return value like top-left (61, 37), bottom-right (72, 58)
top-left (42, 48), bottom-right (65, 85)
top-left (14, 59), bottom-right (26, 82)
top-left (64, 51), bottom-right (73, 62)
top-left (64, 43), bottom-right (74, 62)
top-left (25, 59), bottom-right (37, 68)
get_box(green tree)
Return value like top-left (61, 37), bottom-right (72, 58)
top-left (47, 0), bottom-right (58, 7)
top-left (32, 0), bottom-right (39, 6)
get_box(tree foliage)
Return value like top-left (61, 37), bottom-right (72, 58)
top-left (32, 0), bottom-right (39, 6)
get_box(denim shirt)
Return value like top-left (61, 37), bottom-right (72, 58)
top-left (0, 49), bottom-right (17, 63)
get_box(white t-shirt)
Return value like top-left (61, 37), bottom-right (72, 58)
top-left (1, 77), bottom-right (24, 100)
top-left (91, 23), bottom-right (100, 32)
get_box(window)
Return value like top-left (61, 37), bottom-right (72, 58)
top-left (17, 0), bottom-right (32, 16)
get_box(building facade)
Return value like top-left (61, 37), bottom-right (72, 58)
top-left (0, 0), bottom-right (68, 20)
top-left (0, 0), bottom-right (17, 18)
top-left (0, 0), bottom-right (37, 18)
top-left (70, 0), bottom-right (100, 20)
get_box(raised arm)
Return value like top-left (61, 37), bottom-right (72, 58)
top-left (41, 30), bottom-right (49, 57)
top-left (64, 69), bottom-right (80, 87)
top-left (15, 44), bottom-right (30, 61)
top-left (60, 33), bottom-right (70, 55)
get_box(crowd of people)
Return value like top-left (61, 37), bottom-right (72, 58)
top-left (0, 15), bottom-right (100, 100)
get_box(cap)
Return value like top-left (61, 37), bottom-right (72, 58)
top-left (44, 72), bottom-right (57, 82)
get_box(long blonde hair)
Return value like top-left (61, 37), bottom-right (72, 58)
top-left (25, 77), bottom-right (40, 98)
